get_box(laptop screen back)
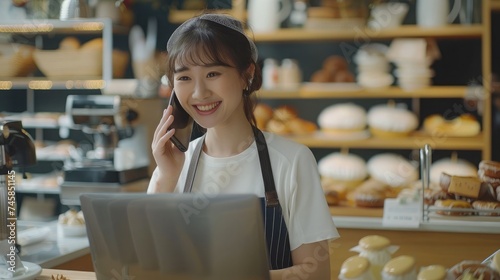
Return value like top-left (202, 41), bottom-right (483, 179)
top-left (80, 193), bottom-right (271, 280)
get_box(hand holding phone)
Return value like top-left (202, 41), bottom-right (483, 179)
top-left (168, 91), bottom-right (194, 152)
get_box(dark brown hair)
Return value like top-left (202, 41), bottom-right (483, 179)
top-left (165, 14), bottom-right (262, 127)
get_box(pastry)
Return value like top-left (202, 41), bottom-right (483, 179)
top-left (478, 160), bottom-right (500, 188)
top-left (324, 190), bottom-right (340, 206)
top-left (272, 105), bottom-right (298, 122)
top-left (448, 261), bottom-right (500, 280)
top-left (367, 103), bottom-right (419, 137)
top-left (417, 265), bottom-right (447, 280)
top-left (333, 70), bottom-right (355, 83)
top-left (353, 179), bottom-right (391, 208)
top-left (59, 37), bottom-right (80, 50)
top-left (317, 103), bottom-right (368, 137)
top-left (339, 256), bottom-right (372, 280)
top-left (323, 55), bottom-right (348, 74)
top-left (254, 103), bottom-right (274, 130)
top-left (434, 199), bottom-right (473, 216)
top-left (318, 152), bottom-right (368, 190)
top-left (311, 69), bottom-right (334, 83)
top-left (80, 38), bottom-right (103, 52)
top-left (382, 255), bottom-right (417, 280)
top-left (367, 153), bottom-right (419, 189)
top-left (471, 201), bottom-right (500, 216)
top-left (423, 114), bottom-right (480, 137)
top-left (286, 118), bottom-right (318, 135)
top-left (430, 156), bottom-right (478, 185)
top-left (266, 118), bottom-right (290, 135)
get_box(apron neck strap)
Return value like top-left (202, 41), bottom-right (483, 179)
top-left (183, 126), bottom-right (279, 207)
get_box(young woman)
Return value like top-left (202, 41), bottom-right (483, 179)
top-left (148, 13), bottom-right (339, 279)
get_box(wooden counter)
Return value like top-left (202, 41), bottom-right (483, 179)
top-left (328, 228), bottom-right (499, 278)
top-left (36, 269), bottom-right (95, 280)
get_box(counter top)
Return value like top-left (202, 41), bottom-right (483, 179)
top-left (18, 220), bottom-right (90, 269)
top-left (36, 269), bottom-right (95, 280)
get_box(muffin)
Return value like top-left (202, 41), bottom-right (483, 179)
top-left (354, 235), bottom-right (397, 279)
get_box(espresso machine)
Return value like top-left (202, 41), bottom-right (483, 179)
top-left (0, 120), bottom-right (37, 277)
top-left (60, 95), bottom-right (151, 206)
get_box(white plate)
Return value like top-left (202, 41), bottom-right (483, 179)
top-left (0, 261), bottom-right (42, 280)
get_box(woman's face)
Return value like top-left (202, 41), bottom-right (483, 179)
top-left (172, 56), bottom-right (247, 130)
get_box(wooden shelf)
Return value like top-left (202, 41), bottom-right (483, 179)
top-left (257, 85), bottom-right (473, 99)
top-left (0, 78), bottom-right (105, 90)
top-left (285, 132), bottom-right (485, 150)
top-left (492, 0), bottom-right (500, 11)
top-left (251, 25), bottom-right (484, 43)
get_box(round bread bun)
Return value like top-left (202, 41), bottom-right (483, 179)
top-left (367, 153), bottom-right (419, 188)
top-left (448, 261), bottom-right (500, 280)
top-left (80, 38), bottom-right (103, 52)
top-left (318, 152), bottom-right (368, 186)
top-left (254, 103), bottom-right (274, 130)
top-left (273, 105), bottom-right (297, 122)
top-left (324, 190), bottom-right (340, 206)
top-left (323, 55), bottom-right (348, 74)
top-left (430, 157), bottom-right (478, 185)
top-left (318, 103), bottom-right (367, 134)
top-left (367, 104), bottom-right (418, 137)
top-left (358, 235), bottom-right (391, 251)
top-left (59, 37), bottom-right (80, 50)
top-left (286, 118), bottom-right (318, 135)
top-left (310, 69), bottom-right (334, 83)
top-left (353, 179), bottom-right (391, 208)
top-left (333, 70), bottom-right (355, 83)
top-left (423, 114), bottom-right (480, 137)
top-left (434, 199), bottom-right (473, 216)
top-left (266, 119), bottom-right (290, 135)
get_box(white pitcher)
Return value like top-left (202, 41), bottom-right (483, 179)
top-left (416, 0), bottom-right (461, 27)
top-left (247, 0), bottom-right (292, 32)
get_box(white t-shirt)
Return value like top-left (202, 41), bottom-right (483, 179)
top-left (149, 131), bottom-right (339, 250)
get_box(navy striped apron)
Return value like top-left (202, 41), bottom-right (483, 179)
top-left (183, 126), bottom-right (293, 270)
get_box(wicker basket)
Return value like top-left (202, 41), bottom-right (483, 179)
top-left (0, 45), bottom-right (36, 78)
top-left (33, 48), bottom-right (102, 79)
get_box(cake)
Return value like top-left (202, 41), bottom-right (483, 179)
top-left (367, 153), bottom-right (419, 189)
top-left (317, 103), bottom-right (368, 139)
top-left (367, 103), bottom-right (419, 137)
top-left (430, 156), bottom-right (478, 185)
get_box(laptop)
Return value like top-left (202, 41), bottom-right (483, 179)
top-left (80, 193), bottom-right (271, 280)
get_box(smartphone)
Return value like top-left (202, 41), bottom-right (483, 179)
top-left (167, 91), bottom-right (194, 152)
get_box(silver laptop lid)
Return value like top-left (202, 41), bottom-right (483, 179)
top-left (80, 193), bottom-right (271, 280)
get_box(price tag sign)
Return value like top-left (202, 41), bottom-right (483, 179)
top-left (382, 199), bottom-right (421, 228)
top-left (448, 176), bottom-right (481, 198)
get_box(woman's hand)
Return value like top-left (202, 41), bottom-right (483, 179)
top-left (149, 105), bottom-right (186, 193)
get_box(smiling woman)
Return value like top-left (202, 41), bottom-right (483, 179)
top-left (148, 13), bottom-right (339, 280)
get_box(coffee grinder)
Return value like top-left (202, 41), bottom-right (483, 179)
top-left (0, 120), bottom-right (37, 277)
top-left (60, 95), bottom-right (150, 206)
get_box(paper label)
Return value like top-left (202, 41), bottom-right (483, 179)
top-left (448, 176), bottom-right (481, 198)
top-left (382, 199), bottom-right (421, 228)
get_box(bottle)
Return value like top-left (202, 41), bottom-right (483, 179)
top-left (262, 58), bottom-right (280, 89)
top-left (382, 255), bottom-right (417, 280)
top-left (279, 58), bottom-right (301, 89)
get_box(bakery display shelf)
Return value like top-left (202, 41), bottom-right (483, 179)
top-left (257, 85), bottom-right (470, 99)
top-left (287, 132), bottom-right (484, 150)
top-left (0, 78), bottom-right (105, 90)
top-left (492, 0), bottom-right (500, 11)
top-left (0, 18), bottom-right (118, 34)
top-left (252, 25), bottom-right (483, 43)
top-left (329, 205), bottom-right (383, 218)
